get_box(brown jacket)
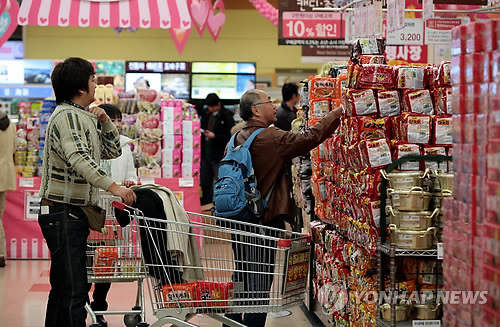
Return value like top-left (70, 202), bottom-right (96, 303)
top-left (234, 109), bottom-right (341, 224)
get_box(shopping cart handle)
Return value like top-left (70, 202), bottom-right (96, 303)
top-left (112, 200), bottom-right (126, 211)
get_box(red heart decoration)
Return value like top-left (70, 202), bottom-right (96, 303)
top-left (140, 142), bottom-right (159, 156)
top-left (139, 89), bottom-right (157, 103)
top-left (0, 0), bottom-right (19, 49)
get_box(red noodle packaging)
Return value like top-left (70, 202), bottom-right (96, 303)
top-left (308, 58), bottom-right (453, 327)
top-left (446, 19), bottom-right (500, 327)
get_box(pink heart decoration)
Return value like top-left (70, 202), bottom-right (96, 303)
top-left (162, 20), bottom-right (170, 28)
top-left (169, 28), bottom-right (191, 55)
top-left (207, 0), bottom-right (225, 42)
top-left (189, 0), bottom-right (210, 36)
top-left (18, 16), bottom-right (26, 24)
top-left (121, 19), bottom-right (129, 26)
top-left (60, 18), bottom-right (68, 24)
top-left (142, 19), bottom-right (149, 26)
top-left (0, 0), bottom-right (7, 16)
top-left (101, 19), bottom-right (108, 25)
top-left (182, 20), bottom-right (190, 27)
top-left (0, 0), bottom-right (18, 49)
top-left (40, 17), bottom-right (47, 24)
top-left (81, 18), bottom-right (88, 24)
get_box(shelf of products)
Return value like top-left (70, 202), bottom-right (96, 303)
top-left (302, 38), bottom-right (454, 327)
top-left (379, 244), bottom-right (438, 257)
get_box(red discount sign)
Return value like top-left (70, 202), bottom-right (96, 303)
top-left (279, 12), bottom-right (346, 46)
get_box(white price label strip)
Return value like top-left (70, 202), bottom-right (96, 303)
top-left (437, 242), bottom-right (443, 260)
top-left (387, 18), bottom-right (424, 46)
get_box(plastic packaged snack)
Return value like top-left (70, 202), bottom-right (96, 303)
top-left (377, 90), bottom-right (401, 117)
top-left (402, 89), bottom-right (435, 115)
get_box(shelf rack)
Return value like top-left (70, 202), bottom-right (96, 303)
top-left (377, 155), bottom-right (451, 327)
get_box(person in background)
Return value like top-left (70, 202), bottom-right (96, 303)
top-left (86, 103), bottom-right (138, 327)
top-left (275, 83), bottom-right (300, 131)
top-left (200, 93), bottom-right (235, 205)
top-left (0, 111), bottom-right (16, 268)
top-left (99, 104), bottom-right (138, 187)
top-left (38, 57), bottom-right (136, 327)
top-left (223, 89), bottom-right (341, 327)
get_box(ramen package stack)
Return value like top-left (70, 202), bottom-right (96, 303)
top-left (306, 54), bottom-right (454, 325)
top-left (447, 19), bottom-right (500, 327)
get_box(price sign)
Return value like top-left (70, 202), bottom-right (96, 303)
top-left (425, 18), bottom-right (465, 44)
top-left (437, 242), bottom-right (443, 260)
top-left (282, 12), bottom-right (342, 39)
top-left (413, 320), bottom-right (441, 327)
top-left (387, 19), bottom-right (424, 46)
top-left (279, 11), bottom-right (346, 46)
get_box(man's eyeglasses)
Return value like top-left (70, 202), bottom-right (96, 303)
top-left (253, 100), bottom-right (273, 106)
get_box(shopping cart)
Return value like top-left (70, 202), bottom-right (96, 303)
top-left (86, 193), bottom-right (148, 327)
top-left (112, 201), bottom-right (312, 327)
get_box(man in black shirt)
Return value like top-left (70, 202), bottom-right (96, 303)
top-left (275, 83), bottom-right (299, 131)
top-left (200, 93), bottom-right (235, 205)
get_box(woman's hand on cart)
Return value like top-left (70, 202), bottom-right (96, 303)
top-left (108, 183), bottom-right (136, 205)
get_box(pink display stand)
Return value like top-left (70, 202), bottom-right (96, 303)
top-left (4, 177), bottom-right (201, 259)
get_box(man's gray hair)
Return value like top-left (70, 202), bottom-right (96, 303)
top-left (239, 90), bottom-right (261, 121)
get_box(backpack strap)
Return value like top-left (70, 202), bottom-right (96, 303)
top-left (241, 128), bottom-right (264, 149)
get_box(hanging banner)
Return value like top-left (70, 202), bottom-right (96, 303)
top-left (278, 0), bottom-right (347, 46)
top-left (17, 0), bottom-right (226, 54)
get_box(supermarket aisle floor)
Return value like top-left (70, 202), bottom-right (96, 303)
top-left (0, 260), bottom-right (316, 327)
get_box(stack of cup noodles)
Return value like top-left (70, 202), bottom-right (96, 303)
top-left (446, 19), bottom-right (500, 327)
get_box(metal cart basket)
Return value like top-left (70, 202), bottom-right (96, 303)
top-left (85, 192), bottom-right (148, 327)
top-left (113, 200), bottom-right (312, 327)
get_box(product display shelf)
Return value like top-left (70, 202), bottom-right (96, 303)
top-left (377, 317), bottom-right (414, 327)
top-left (379, 244), bottom-right (438, 257)
top-left (378, 155), bottom-right (451, 327)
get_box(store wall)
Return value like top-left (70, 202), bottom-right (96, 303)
top-left (23, 9), bottom-right (319, 76)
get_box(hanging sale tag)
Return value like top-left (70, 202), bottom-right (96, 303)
top-left (423, 0), bottom-right (433, 21)
top-left (387, 0), bottom-right (397, 33)
top-left (374, 1), bottom-right (383, 37)
top-left (396, 0), bottom-right (406, 31)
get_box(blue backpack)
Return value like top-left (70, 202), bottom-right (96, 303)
top-left (213, 128), bottom-right (272, 220)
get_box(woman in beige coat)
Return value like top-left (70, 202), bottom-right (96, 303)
top-left (0, 111), bottom-right (16, 267)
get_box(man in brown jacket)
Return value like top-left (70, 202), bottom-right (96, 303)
top-left (224, 89), bottom-right (342, 327)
